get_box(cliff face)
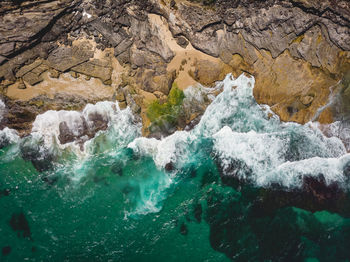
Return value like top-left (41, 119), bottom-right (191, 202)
top-left (0, 0), bottom-right (349, 136)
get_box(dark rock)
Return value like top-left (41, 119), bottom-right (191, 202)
top-left (2, 246), bottom-right (11, 256)
top-left (180, 222), bottom-right (188, 235)
top-left (57, 112), bottom-right (108, 145)
top-left (0, 55), bottom-right (7, 64)
top-left (170, 0), bottom-right (176, 8)
top-left (3, 94), bottom-right (91, 137)
top-left (9, 212), bottom-right (31, 239)
top-left (20, 137), bottom-right (54, 172)
top-left (90, 20), bottom-right (124, 47)
top-left (0, 0), bottom-right (79, 75)
top-left (116, 15), bottom-right (130, 27)
top-left (287, 106), bottom-right (299, 116)
top-left (58, 119), bottom-right (86, 144)
top-left (302, 174), bottom-right (344, 203)
top-left (194, 203), bottom-right (202, 223)
top-left (175, 36), bottom-right (189, 48)
top-left (41, 175), bottom-right (58, 186)
top-left (0, 189), bottom-right (10, 197)
top-left (216, 158), bottom-right (254, 186)
top-left (114, 38), bottom-right (133, 57)
top-left (165, 162), bottom-right (175, 172)
top-left (87, 112), bottom-right (109, 135)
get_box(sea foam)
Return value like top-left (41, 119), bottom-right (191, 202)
top-left (130, 73), bottom-right (350, 189)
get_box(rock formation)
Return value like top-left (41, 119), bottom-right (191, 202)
top-left (0, 0), bottom-right (349, 136)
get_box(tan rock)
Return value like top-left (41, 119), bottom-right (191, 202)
top-left (17, 80), bottom-right (26, 89)
top-left (153, 91), bottom-right (164, 98)
top-left (1, 79), bottom-right (15, 87)
top-left (23, 72), bottom-right (43, 86)
top-left (48, 45), bottom-right (93, 72)
top-left (300, 95), bottom-right (314, 106)
top-left (70, 71), bottom-right (79, 78)
top-left (16, 60), bottom-right (43, 78)
top-left (191, 59), bottom-right (232, 86)
top-left (49, 69), bottom-right (60, 78)
top-left (253, 50), bottom-right (337, 124)
top-left (103, 79), bottom-right (112, 85)
top-left (118, 101), bottom-right (127, 109)
top-left (116, 91), bottom-right (125, 102)
top-left (31, 63), bottom-right (49, 75)
top-left (72, 59), bottom-right (112, 83)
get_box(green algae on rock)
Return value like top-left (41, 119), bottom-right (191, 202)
top-left (147, 83), bottom-right (185, 135)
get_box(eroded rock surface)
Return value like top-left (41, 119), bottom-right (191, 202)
top-left (0, 0), bottom-right (348, 137)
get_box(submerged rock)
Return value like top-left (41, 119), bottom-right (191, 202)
top-left (20, 137), bottom-right (54, 172)
top-left (1, 246), bottom-right (11, 256)
top-left (302, 174), bottom-right (345, 204)
top-left (9, 212), bottom-right (31, 239)
top-left (165, 162), bottom-right (175, 172)
top-left (179, 222), bottom-right (188, 235)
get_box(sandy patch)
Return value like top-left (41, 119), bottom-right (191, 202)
top-left (148, 13), bottom-right (223, 90)
top-left (6, 71), bottom-right (115, 101)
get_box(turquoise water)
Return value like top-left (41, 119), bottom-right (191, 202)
top-left (1, 74), bottom-right (350, 261)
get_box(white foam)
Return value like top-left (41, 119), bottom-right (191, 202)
top-left (129, 131), bottom-right (194, 168)
top-left (129, 73), bottom-right (350, 189)
top-left (213, 126), bottom-right (287, 179)
top-left (213, 125), bottom-right (349, 188)
top-left (272, 155), bottom-right (350, 188)
top-left (312, 121), bottom-right (350, 151)
top-left (0, 127), bottom-right (19, 145)
top-left (194, 74), bottom-right (276, 137)
top-left (128, 172), bottom-right (173, 217)
top-left (31, 101), bottom-right (140, 154)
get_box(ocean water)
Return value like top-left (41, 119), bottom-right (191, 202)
top-left (1, 74), bottom-right (350, 261)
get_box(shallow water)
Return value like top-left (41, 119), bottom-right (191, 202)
top-left (1, 74), bottom-right (350, 261)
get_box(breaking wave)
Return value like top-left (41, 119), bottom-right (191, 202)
top-left (1, 74), bottom-right (350, 217)
top-left (130, 74), bottom-right (350, 190)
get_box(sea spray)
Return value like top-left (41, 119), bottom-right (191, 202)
top-left (130, 74), bottom-right (349, 190)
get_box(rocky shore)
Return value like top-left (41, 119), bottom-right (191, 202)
top-left (0, 0), bottom-right (349, 138)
